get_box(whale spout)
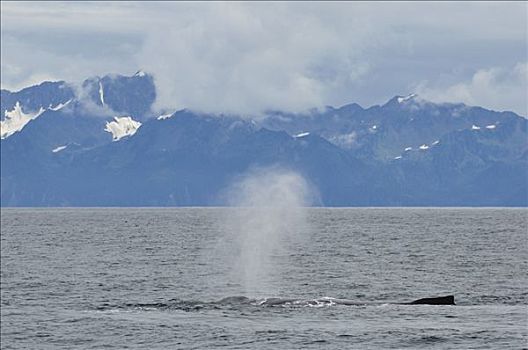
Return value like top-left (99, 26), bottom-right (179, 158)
top-left (409, 295), bottom-right (455, 305)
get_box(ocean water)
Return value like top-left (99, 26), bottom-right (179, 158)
top-left (1, 208), bottom-right (526, 349)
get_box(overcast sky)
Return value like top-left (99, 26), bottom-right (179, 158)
top-left (1, 1), bottom-right (527, 115)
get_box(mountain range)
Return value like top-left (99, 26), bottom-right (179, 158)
top-left (1, 72), bottom-right (526, 206)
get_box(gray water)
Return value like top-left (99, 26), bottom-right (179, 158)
top-left (1, 208), bottom-right (527, 349)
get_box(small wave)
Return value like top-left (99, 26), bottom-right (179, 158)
top-left (94, 299), bottom-right (212, 312)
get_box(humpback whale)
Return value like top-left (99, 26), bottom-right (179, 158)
top-left (407, 295), bottom-right (455, 305)
top-left (97, 295), bottom-right (455, 312)
top-left (219, 295), bottom-right (455, 306)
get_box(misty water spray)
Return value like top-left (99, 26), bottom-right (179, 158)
top-left (223, 167), bottom-right (313, 297)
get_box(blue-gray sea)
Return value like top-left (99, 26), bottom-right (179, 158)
top-left (1, 208), bottom-right (527, 349)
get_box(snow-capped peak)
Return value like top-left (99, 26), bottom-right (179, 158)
top-left (397, 93), bottom-right (417, 103)
top-left (134, 70), bottom-right (146, 77)
top-left (104, 116), bottom-right (142, 141)
top-left (1, 102), bottom-right (46, 139)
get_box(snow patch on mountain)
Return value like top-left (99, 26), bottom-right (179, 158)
top-left (98, 82), bottom-right (105, 106)
top-left (419, 144), bottom-right (429, 150)
top-left (485, 124), bottom-right (496, 129)
top-left (157, 113), bottom-right (173, 120)
top-left (134, 70), bottom-right (146, 77)
top-left (1, 102), bottom-right (46, 139)
top-left (49, 99), bottom-right (72, 111)
top-left (397, 93), bottom-right (417, 103)
top-left (472, 125), bottom-right (481, 130)
top-left (104, 116), bottom-right (141, 141)
top-left (404, 147), bottom-right (413, 152)
top-left (52, 145), bottom-right (67, 153)
top-left (432, 140), bottom-right (440, 146)
top-left (294, 132), bottom-right (310, 138)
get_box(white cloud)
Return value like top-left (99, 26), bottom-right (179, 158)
top-left (137, 3), bottom-right (369, 114)
top-left (1, 2), bottom-right (527, 115)
top-left (330, 132), bottom-right (358, 149)
top-left (416, 62), bottom-right (528, 116)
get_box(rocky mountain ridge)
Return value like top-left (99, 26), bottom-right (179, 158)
top-left (1, 72), bottom-right (526, 206)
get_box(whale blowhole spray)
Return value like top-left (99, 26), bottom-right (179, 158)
top-left (223, 167), bottom-right (314, 297)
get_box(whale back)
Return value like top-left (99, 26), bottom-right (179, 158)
top-left (409, 295), bottom-right (455, 305)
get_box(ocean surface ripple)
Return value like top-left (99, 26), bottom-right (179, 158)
top-left (1, 208), bottom-right (526, 349)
